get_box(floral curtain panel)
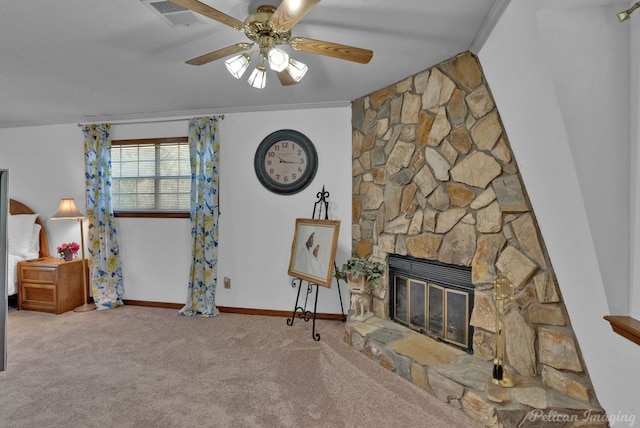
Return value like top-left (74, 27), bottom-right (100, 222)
top-left (179, 116), bottom-right (220, 317)
top-left (82, 123), bottom-right (124, 310)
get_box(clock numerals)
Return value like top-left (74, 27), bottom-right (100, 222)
top-left (264, 140), bottom-right (307, 185)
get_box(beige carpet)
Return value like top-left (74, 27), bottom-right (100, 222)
top-left (1, 306), bottom-right (481, 427)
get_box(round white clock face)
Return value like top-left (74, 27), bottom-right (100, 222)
top-left (254, 129), bottom-right (318, 195)
top-left (263, 139), bottom-right (308, 185)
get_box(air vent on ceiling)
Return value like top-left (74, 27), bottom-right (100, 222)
top-left (141, 0), bottom-right (205, 27)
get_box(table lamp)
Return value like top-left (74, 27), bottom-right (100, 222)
top-left (52, 198), bottom-right (95, 312)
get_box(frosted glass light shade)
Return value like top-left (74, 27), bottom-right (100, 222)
top-left (286, 58), bottom-right (308, 82)
top-left (225, 54), bottom-right (251, 79)
top-left (267, 47), bottom-right (289, 72)
top-left (247, 64), bottom-right (267, 89)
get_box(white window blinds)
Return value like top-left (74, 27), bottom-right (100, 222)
top-left (111, 137), bottom-right (190, 213)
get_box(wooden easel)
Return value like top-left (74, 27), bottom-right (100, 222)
top-left (286, 186), bottom-right (346, 341)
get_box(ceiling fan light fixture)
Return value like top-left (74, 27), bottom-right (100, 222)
top-left (286, 58), bottom-right (308, 83)
top-left (177, 1), bottom-right (373, 87)
top-left (248, 64), bottom-right (267, 89)
top-left (225, 53), bottom-right (251, 79)
top-left (267, 47), bottom-right (290, 72)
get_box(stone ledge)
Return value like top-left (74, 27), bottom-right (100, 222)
top-left (345, 316), bottom-right (606, 427)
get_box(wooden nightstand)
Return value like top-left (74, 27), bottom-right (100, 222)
top-left (17, 257), bottom-right (88, 314)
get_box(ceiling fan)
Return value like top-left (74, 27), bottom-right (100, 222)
top-left (169, 0), bottom-right (374, 88)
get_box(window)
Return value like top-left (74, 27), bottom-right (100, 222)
top-left (111, 137), bottom-right (190, 218)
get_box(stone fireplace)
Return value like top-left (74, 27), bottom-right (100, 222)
top-left (345, 52), bottom-right (607, 426)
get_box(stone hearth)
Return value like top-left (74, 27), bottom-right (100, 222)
top-left (348, 52), bottom-right (607, 426)
top-left (345, 317), bottom-right (604, 427)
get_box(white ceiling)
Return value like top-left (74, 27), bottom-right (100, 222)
top-left (0, 0), bottom-right (509, 128)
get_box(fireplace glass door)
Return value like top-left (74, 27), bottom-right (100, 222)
top-left (389, 255), bottom-right (474, 352)
top-left (445, 288), bottom-right (469, 347)
top-left (392, 274), bottom-right (472, 350)
top-left (410, 280), bottom-right (426, 328)
top-left (427, 283), bottom-right (443, 338)
top-left (394, 277), bottom-right (428, 330)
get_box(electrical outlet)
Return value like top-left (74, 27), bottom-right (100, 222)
top-left (224, 277), bottom-right (231, 289)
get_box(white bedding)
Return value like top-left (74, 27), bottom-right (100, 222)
top-left (7, 213), bottom-right (42, 296)
top-left (8, 252), bottom-right (39, 296)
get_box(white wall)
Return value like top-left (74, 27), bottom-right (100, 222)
top-left (630, 1), bottom-right (640, 320)
top-left (215, 109), bottom-right (352, 313)
top-left (0, 106), bottom-right (353, 315)
top-left (479, 0), bottom-right (640, 418)
top-left (0, 124), bottom-right (87, 251)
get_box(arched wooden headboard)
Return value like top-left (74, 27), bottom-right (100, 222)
top-left (9, 199), bottom-right (51, 257)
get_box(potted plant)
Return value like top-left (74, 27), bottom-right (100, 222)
top-left (336, 256), bottom-right (385, 321)
top-left (336, 256), bottom-right (386, 292)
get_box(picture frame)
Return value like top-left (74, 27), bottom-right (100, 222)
top-left (288, 218), bottom-right (341, 288)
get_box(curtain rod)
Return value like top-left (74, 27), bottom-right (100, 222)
top-left (77, 114), bottom-right (224, 127)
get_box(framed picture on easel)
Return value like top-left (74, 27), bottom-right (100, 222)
top-left (288, 218), bottom-right (340, 288)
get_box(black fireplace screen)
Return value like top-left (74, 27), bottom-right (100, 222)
top-left (389, 255), bottom-right (474, 352)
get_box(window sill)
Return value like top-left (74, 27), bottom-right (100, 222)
top-left (604, 315), bottom-right (640, 346)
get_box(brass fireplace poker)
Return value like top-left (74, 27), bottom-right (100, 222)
top-left (492, 272), bottom-right (516, 387)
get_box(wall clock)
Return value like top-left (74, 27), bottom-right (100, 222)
top-left (254, 129), bottom-right (318, 195)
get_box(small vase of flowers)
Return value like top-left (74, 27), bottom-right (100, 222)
top-left (57, 242), bottom-right (80, 261)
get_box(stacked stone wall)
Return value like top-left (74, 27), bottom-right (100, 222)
top-left (350, 51), bottom-right (604, 425)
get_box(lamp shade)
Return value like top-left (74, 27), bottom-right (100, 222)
top-left (51, 198), bottom-right (84, 220)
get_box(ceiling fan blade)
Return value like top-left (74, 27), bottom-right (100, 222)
top-left (270, 0), bottom-right (320, 32)
top-left (289, 37), bottom-right (373, 64)
top-left (169, 0), bottom-right (244, 30)
top-left (276, 70), bottom-right (299, 86)
top-left (185, 43), bottom-right (253, 66)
